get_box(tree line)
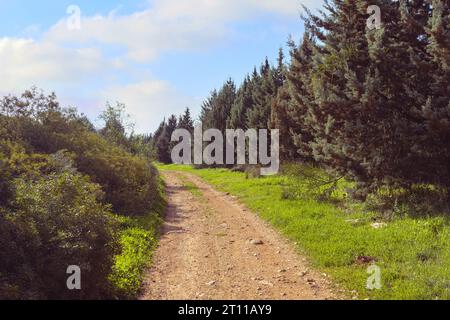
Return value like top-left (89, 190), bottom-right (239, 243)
top-left (153, 0), bottom-right (450, 202)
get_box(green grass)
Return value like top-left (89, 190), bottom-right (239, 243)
top-left (108, 176), bottom-right (166, 299)
top-left (157, 164), bottom-right (450, 300)
top-left (178, 174), bottom-right (203, 198)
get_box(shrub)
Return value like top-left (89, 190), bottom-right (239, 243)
top-left (0, 89), bottom-right (165, 299)
top-left (0, 146), bottom-right (117, 299)
top-left (1, 90), bottom-right (163, 217)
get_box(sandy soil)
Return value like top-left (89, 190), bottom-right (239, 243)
top-left (141, 171), bottom-right (340, 300)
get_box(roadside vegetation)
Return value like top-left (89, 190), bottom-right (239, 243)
top-left (159, 164), bottom-right (450, 300)
top-left (109, 200), bottom-right (164, 299)
top-left (0, 89), bottom-right (165, 299)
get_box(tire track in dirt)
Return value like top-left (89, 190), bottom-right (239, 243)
top-left (141, 171), bottom-right (340, 300)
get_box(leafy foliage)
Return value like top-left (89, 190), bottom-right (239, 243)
top-left (109, 212), bottom-right (163, 299)
top-left (0, 89), bottom-right (165, 299)
top-left (0, 145), bottom-right (117, 299)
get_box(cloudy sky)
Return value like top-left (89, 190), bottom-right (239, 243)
top-left (0, 0), bottom-right (320, 132)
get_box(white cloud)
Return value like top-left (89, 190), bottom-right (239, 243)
top-left (0, 37), bottom-right (109, 93)
top-left (45, 4), bottom-right (227, 63)
top-left (101, 80), bottom-right (200, 133)
top-left (150, 0), bottom-right (319, 20)
top-left (45, 0), bottom-right (320, 62)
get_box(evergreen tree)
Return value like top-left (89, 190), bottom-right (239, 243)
top-left (270, 83), bottom-right (297, 160)
top-left (211, 79), bottom-right (236, 132)
top-left (247, 59), bottom-right (277, 129)
top-left (178, 107), bottom-right (194, 133)
top-left (356, 0), bottom-right (434, 192)
top-left (200, 90), bottom-right (218, 129)
top-left (270, 46), bottom-right (301, 160)
top-left (150, 119), bottom-right (165, 159)
top-left (274, 48), bottom-right (287, 89)
top-left (295, 0), bottom-right (450, 196)
top-left (155, 115), bottom-right (177, 163)
top-left (416, 0), bottom-right (450, 190)
top-left (284, 33), bottom-right (317, 161)
top-left (228, 75), bottom-right (255, 129)
top-left (298, 0), bottom-right (403, 196)
top-left (152, 119), bottom-right (165, 144)
top-left (172, 108), bottom-right (195, 163)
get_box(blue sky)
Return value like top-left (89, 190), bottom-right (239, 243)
top-left (0, 0), bottom-right (320, 132)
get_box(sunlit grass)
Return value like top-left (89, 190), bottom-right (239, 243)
top-left (109, 175), bottom-right (166, 299)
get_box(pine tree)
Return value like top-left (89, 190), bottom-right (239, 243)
top-left (270, 83), bottom-right (297, 160)
top-left (178, 107), bottom-right (194, 133)
top-left (270, 46), bottom-right (301, 160)
top-left (356, 0), bottom-right (434, 192)
top-left (152, 119), bottom-right (165, 148)
top-left (173, 108), bottom-right (195, 163)
top-left (200, 90), bottom-right (218, 129)
top-left (284, 33), bottom-right (317, 161)
top-left (247, 58), bottom-right (278, 129)
top-left (274, 48), bottom-right (287, 89)
top-left (296, 0), bottom-right (450, 196)
top-left (228, 75), bottom-right (254, 130)
top-left (416, 0), bottom-right (450, 190)
top-left (211, 79), bottom-right (236, 132)
top-left (155, 115), bottom-right (177, 163)
top-left (298, 0), bottom-right (389, 196)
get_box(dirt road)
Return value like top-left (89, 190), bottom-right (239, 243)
top-left (141, 171), bottom-right (339, 300)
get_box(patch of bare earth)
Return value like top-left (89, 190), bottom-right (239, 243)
top-left (140, 171), bottom-right (341, 300)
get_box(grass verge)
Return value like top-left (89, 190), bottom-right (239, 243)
top-left (109, 175), bottom-right (166, 299)
top-left (157, 164), bottom-right (450, 300)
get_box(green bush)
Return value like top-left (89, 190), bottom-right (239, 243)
top-left (1, 89), bottom-right (163, 217)
top-left (0, 89), bottom-right (165, 299)
top-left (0, 153), bottom-right (117, 299)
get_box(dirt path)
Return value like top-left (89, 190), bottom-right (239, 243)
top-left (141, 171), bottom-right (340, 300)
